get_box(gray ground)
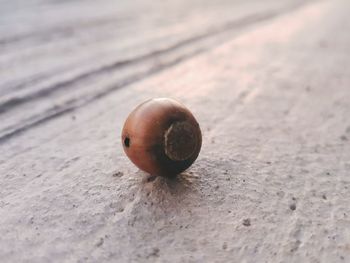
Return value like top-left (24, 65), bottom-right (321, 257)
top-left (1, 0), bottom-right (350, 262)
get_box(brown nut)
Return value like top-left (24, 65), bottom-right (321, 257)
top-left (121, 98), bottom-right (202, 176)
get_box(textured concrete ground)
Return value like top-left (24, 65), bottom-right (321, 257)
top-left (1, 0), bottom-right (350, 262)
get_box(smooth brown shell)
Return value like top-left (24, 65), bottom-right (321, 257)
top-left (121, 98), bottom-right (202, 176)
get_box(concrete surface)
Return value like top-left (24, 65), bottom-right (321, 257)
top-left (1, 0), bottom-right (350, 262)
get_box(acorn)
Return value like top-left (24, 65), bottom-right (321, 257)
top-left (121, 98), bottom-right (202, 176)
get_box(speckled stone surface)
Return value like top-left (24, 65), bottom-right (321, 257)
top-left (1, 0), bottom-right (350, 262)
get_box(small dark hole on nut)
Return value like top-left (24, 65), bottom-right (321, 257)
top-left (124, 137), bottom-right (130, 147)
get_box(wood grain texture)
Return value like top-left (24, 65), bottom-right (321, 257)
top-left (1, 0), bottom-right (350, 262)
top-left (0, 0), bottom-right (309, 142)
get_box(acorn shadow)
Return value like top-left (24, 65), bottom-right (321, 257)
top-left (139, 171), bottom-right (200, 208)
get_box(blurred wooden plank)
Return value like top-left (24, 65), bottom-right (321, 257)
top-left (0, 0), bottom-right (310, 142)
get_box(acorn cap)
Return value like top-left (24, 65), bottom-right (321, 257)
top-left (164, 121), bottom-right (199, 161)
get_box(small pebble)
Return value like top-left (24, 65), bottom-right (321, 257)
top-left (340, 135), bottom-right (348, 141)
top-left (243, 218), bottom-right (251, 227)
top-left (290, 203), bottom-right (296, 211)
top-left (95, 238), bottom-right (104, 247)
top-left (146, 175), bottom-right (157, 182)
top-left (150, 247), bottom-right (160, 257)
top-left (113, 171), bottom-right (123, 177)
